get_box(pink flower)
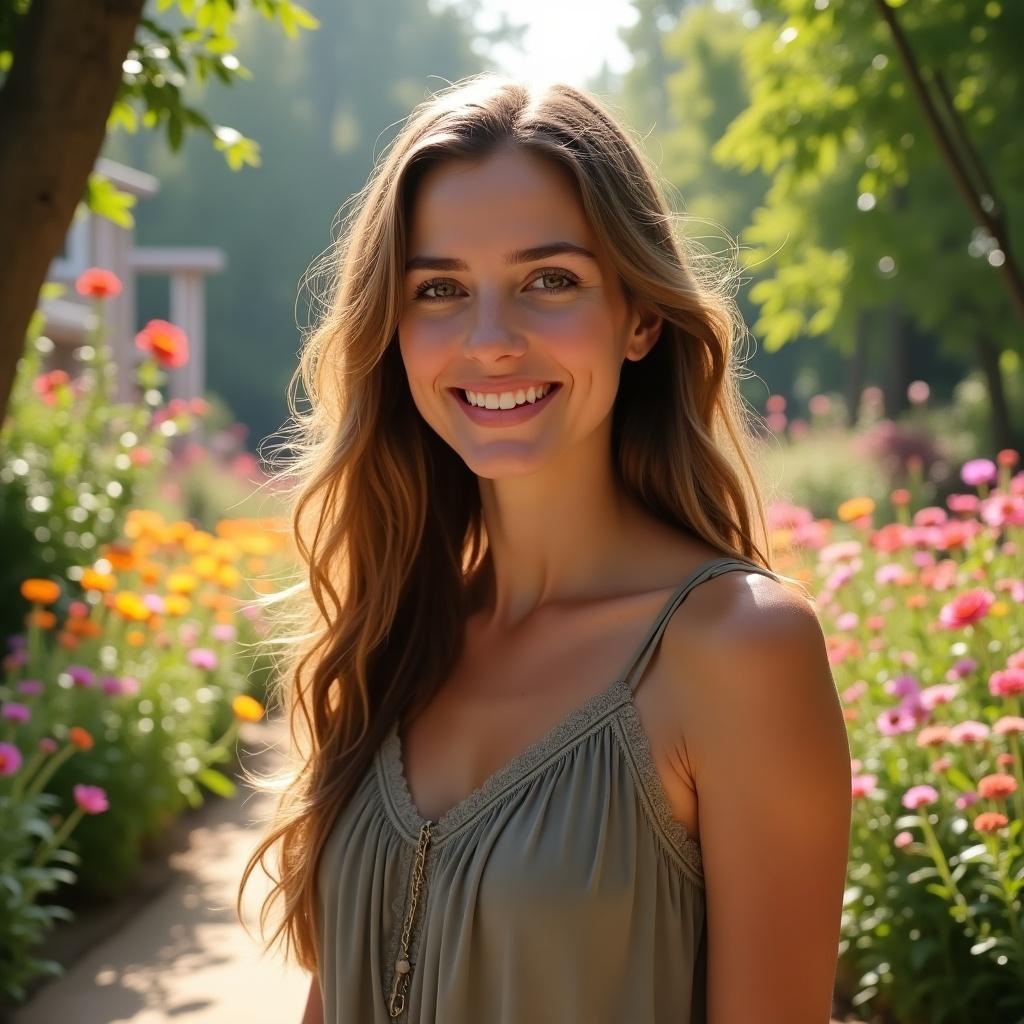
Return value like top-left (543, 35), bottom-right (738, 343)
top-left (989, 668), bottom-right (1024, 698)
top-left (894, 831), bottom-right (915, 849)
top-left (1008, 651), bottom-right (1024, 670)
top-left (38, 737), bottom-right (58, 754)
top-left (875, 563), bottom-right (909, 585)
top-left (73, 784), bottom-right (109, 815)
top-left (885, 675), bottom-right (921, 700)
top-left (939, 589), bottom-right (995, 629)
top-left (902, 784), bottom-right (939, 809)
top-left (1, 702), bottom-right (30, 724)
top-left (993, 716), bottom-right (1024, 736)
top-left (75, 267), bottom-right (123, 299)
top-left (187, 647), bottom-right (218, 671)
top-left (211, 623), bottom-right (237, 643)
top-left (0, 742), bottom-right (23, 776)
top-left (950, 720), bottom-right (990, 744)
top-left (921, 683), bottom-right (960, 709)
top-left (842, 681), bottom-right (868, 702)
top-left (120, 676), bottom-right (140, 697)
top-left (916, 725), bottom-right (951, 748)
top-left (947, 493), bottom-right (979, 515)
top-left (836, 611), bottom-right (860, 631)
top-left (961, 458), bottom-right (998, 488)
top-left (977, 773), bottom-right (1017, 800)
top-left (980, 493), bottom-right (1024, 528)
top-left (16, 679), bottom-right (44, 696)
top-left (956, 791), bottom-right (980, 810)
top-left (877, 706), bottom-right (919, 737)
top-left (930, 754), bottom-right (953, 772)
top-left (852, 774), bottom-right (878, 799)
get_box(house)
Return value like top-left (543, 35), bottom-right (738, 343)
top-left (43, 157), bottom-right (225, 407)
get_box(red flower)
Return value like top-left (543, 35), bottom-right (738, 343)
top-left (977, 773), bottom-right (1017, 800)
top-left (973, 811), bottom-right (1009, 833)
top-left (32, 369), bottom-right (71, 405)
top-left (135, 319), bottom-right (190, 369)
top-left (75, 267), bottom-right (123, 299)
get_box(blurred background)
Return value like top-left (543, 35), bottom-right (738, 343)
top-left (2, 1), bottom-right (1023, 1022)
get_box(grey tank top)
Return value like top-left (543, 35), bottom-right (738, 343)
top-left (315, 556), bottom-right (779, 1022)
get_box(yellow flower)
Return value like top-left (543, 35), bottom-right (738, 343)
top-left (991, 601), bottom-right (1009, 617)
top-left (837, 497), bottom-right (875, 523)
top-left (167, 571), bottom-right (198, 595)
top-left (232, 695), bottom-right (265, 722)
top-left (114, 591), bottom-right (151, 622)
top-left (163, 594), bottom-right (191, 617)
top-left (21, 578), bottom-right (60, 605)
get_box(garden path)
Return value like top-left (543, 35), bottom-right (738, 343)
top-left (11, 716), bottom-right (309, 1024)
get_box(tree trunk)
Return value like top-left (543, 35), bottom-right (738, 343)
top-left (0, 0), bottom-right (145, 430)
top-left (974, 327), bottom-right (1014, 452)
top-left (845, 311), bottom-right (871, 428)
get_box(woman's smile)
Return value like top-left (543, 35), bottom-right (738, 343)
top-left (449, 381), bottom-right (563, 427)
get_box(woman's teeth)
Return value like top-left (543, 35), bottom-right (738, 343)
top-left (463, 383), bottom-right (554, 409)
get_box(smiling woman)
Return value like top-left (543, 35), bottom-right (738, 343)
top-left (238, 73), bottom-right (851, 1024)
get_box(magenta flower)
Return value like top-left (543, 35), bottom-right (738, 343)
top-left (939, 589), bottom-right (995, 629)
top-left (885, 675), bottom-right (921, 700)
top-left (902, 784), bottom-right (939, 809)
top-left (0, 742), bottom-right (23, 776)
top-left (38, 737), bottom-right (58, 754)
top-left (187, 647), bottom-right (218, 671)
top-left (961, 458), bottom-right (997, 488)
top-left (955, 791), bottom-right (980, 811)
top-left (1, 702), bottom-right (30, 724)
top-left (73, 784), bottom-right (109, 815)
top-left (950, 720), bottom-right (990, 744)
top-left (67, 664), bottom-right (95, 688)
top-left (16, 679), bottom-right (44, 696)
top-left (989, 668), bottom-right (1024, 698)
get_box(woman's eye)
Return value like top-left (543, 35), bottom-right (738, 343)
top-left (528, 271), bottom-right (577, 293)
top-left (412, 270), bottom-right (579, 303)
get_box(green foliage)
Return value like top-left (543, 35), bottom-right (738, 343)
top-left (0, 295), bottom-right (192, 643)
top-left (712, 0), bottom-right (1023, 359)
top-left (0, 0), bottom-right (321, 224)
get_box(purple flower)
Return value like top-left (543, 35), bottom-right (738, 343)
top-left (0, 742), bottom-right (23, 776)
top-left (955, 791), bottom-right (980, 811)
top-left (877, 706), bottom-right (919, 737)
top-left (16, 679), bottom-right (44, 696)
top-left (1, 702), bottom-right (30, 724)
top-left (187, 647), bottom-right (218, 671)
top-left (885, 675), bottom-right (921, 700)
top-left (67, 664), bottom-right (94, 688)
top-left (902, 784), bottom-right (939, 809)
top-left (961, 458), bottom-right (997, 488)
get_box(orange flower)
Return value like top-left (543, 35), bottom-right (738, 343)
top-left (75, 267), bottom-right (123, 299)
top-left (21, 578), bottom-right (60, 605)
top-left (135, 319), bottom-right (190, 369)
top-left (81, 568), bottom-right (115, 593)
top-left (837, 497), bottom-right (875, 523)
top-left (26, 609), bottom-right (57, 629)
top-left (974, 811), bottom-right (1009, 833)
top-left (125, 629), bottom-right (147, 646)
top-left (232, 695), bottom-right (266, 722)
top-left (104, 542), bottom-right (137, 572)
top-left (69, 726), bottom-right (94, 751)
top-left (977, 773), bottom-right (1017, 800)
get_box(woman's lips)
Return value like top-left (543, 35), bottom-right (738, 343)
top-left (450, 383), bottom-right (562, 427)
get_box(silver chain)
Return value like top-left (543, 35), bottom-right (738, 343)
top-left (388, 821), bottom-right (433, 1018)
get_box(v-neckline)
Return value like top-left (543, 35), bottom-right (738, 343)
top-left (378, 672), bottom-right (635, 841)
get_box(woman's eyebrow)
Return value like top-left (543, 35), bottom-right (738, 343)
top-left (405, 241), bottom-right (597, 272)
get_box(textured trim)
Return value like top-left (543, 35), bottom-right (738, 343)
top-left (381, 838), bottom-right (415, 1009)
top-left (614, 703), bottom-right (705, 889)
top-left (378, 676), bottom-right (635, 843)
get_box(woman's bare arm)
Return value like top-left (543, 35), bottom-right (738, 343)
top-left (301, 975), bottom-right (324, 1024)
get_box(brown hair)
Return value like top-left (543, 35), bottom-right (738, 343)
top-left (236, 72), bottom-right (802, 974)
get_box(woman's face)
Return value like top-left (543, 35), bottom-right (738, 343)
top-left (397, 144), bottom-right (659, 479)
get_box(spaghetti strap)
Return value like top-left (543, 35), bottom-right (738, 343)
top-left (620, 556), bottom-right (780, 695)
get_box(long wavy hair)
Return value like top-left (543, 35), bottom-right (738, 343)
top-left (236, 72), bottom-right (804, 974)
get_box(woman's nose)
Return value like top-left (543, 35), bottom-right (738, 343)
top-left (462, 292), bottom-right (526, 359)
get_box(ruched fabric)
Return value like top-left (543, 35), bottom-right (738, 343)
top-left (315, 557), bottom-right (778, 1023)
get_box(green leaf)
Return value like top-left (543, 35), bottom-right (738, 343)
top-left (84, 174), bottom-right (136, 229)
top-left (195, 768), bottom-right (237, 798)
top-left (947, 768), bottom-right (975, 792)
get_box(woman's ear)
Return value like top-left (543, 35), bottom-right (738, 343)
top-left (625, 304), bottom-right (663, 362)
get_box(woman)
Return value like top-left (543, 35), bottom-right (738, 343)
top-left (238, 74), bottom-right (852, 1023)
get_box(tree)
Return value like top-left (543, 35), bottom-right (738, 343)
top-left (0, 0), bottom-right (319, 430)
top-left (712, 0), bottom-right (1023, 447)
